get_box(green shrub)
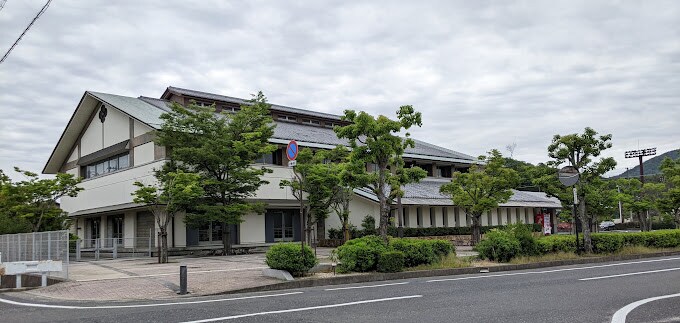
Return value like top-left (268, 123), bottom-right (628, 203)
top-left (646, 230), bottom-right (680, 248)
top-left (506, 223), bottom-right (539, 256)
top-left (265, 243), bottom-right (317, 277)
top-left (430, 239), bottom-right (455, 257)
top-left (390, 239), bottom-right (438, 267)
top-left (385, 224), bottom-right (540, 238)
top-left (336, 235), bottom-right (388, 272)
top-left (537, 235), bottom-right (577, 254)
top-left (475, 229), bottom-right (521, 262)
top-left (328, 228), bottom-right (343, 240)
top-left (591, 233), bottom-right (625, 253)
top-left (377, 251), bottom-right (405, 273)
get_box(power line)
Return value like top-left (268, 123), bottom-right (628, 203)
top-left (0, 0), bottom-right (7, 13)
top-left (0, 0), bottom-right (52, 65)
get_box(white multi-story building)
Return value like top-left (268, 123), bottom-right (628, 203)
top-left (43, 86), bottom-right (560, 250)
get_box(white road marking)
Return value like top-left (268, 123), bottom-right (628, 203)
top-left (76, 267), bottom-right (268, 282)
top-left (181, 295), bottom-right (423, 322)
top-left (427, 257), bottom-right (680, 283)
top-left (611, 293), bottom-right (680, 323)
top-left (0, 291), bottom-right (302, 309)
top-left (325, 282), bottom-right (409, 291)
top-left (579, 267), bottom-right (680, 281)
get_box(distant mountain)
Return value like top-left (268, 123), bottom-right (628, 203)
top-left (611, 149), bottom-right (680, 180)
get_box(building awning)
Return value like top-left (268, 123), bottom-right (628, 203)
top-left (77, 140), bottom-right (129, 166)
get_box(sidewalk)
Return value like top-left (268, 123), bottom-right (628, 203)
top-left (9, 246), bottom-right (474, 301)
top-left (19, 253), bottom-right (278, 301)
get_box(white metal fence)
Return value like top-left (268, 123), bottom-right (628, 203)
top-left (0, 230), bottom-right (70, 279)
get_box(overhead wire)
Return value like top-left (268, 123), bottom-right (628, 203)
top-left (0, 0), bottom-right (52, 64)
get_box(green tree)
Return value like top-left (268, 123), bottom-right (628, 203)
top-left (659, 156), bottom-right (680, 228)
top-left (547, 127), bottom-right (616, 253)
top-left (617, 178), bottom-right (665, 231)
top-left (132, 170), bottom-right (203, 263)
top-left (8, 168), bottom-right (82, 232)
top-left (155, 92), bottom-right (276, 254)
top-left (583, 177), bottom-right (618, 227)
top-left (0, 170), bottom-right (32, 234)
top-left (440, 150), bottom-right (519, 244)
top-left (334, 107), bottom-right (427, 242)
top-left (279, 147), bottom-right (345, 244)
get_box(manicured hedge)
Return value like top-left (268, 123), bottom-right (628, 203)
top-left (475, 229), bottom-right (521, 262)
top-left (265, 243), bottom-right (318, 277)
top-left (335, 235), bottom-right (454, 272)
top-left (386, 224), bottom-right (541, 237)
top-left (377, 251), bottom-right (405, 273)
top-left (613, 222), bottom-right (677, 231)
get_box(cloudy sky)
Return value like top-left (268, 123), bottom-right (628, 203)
top-left (1, 0), bottom-right (678, 179)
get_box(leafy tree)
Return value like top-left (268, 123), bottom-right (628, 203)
top-left (7, 168), bottom-right (82, 232)
top-left (334, 107), bottom-right (427, 242)
top-left (279, 147), bottom-right (345, 244)
top-left (583, 177), bottom-right (618, 227)
top-left (0, 170), bottom-right (32, 234)
top-left (440, 150), bottom-right (519, 244)
top-left (132, 170), bottom-right (203, 263)
top-left (659, 156), bottom-right (680, 228)
top-left (155, 92), bottom-right (276, 254)
top-left (547, 127), bottom-right (616, 253)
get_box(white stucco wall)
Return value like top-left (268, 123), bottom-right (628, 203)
top-left (67, 147), bottom-right (78, 163)
top-left (134, 120), bottom-right (152, 137)
top-left (103, 108), bottom-right (129, 147)
top-left (240, 213), bottom-right (266, 244)
top-left (123, 211), bottom-right (136, 248)
top-left (80, 116), bottom-right (103, 156)
top-left (254, 165), bottom-right (298, 200)
top-left (61, 160), bottom-right (164, 215)
top-left (133, 142), bottom-right (155, 165)
top-left (324, 195), bottom-right (380, 234)
top-left (66, 168), bottom-right (78, 176)
top-left (174, 212), bottom-right (186, 248)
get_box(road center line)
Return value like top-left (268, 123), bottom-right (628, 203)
top-left (427, 257), bottom-right (680, 283)
top-left (181, 295), bottom-right (423, 323)
top-left (325, 282), bottom-right (409, 291)
top-left (0, 291), bottom-right (303, 309)
top-left (579, 267), bottom-right (680, 281)
top-left (611, 293), bottom-right (680, 323)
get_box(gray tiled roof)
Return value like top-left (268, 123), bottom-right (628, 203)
top-left (166, 86), bottom-right (344, 121)
top-left (88, 92), bottom-right (165, 128)
top-left (355, 179), bottom-right (562, 208)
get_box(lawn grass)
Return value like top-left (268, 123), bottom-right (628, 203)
top-left (406, 254), bottom-right (474, 271)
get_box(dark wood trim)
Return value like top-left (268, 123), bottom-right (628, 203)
top-left (60, 160), bottom-right (78, 172)
top-left (131, 132), bottom-right (154, 147)
top-left (129, 117), bottom-right (135, 167)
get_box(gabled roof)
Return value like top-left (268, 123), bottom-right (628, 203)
top-left (162, 86), bottom-right (344, 121)
top-left (42, 92), bottom-right (165, 174)
top-left (45, 88), bottom-right (479, 174)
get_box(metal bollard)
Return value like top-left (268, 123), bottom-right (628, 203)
top-left (179, 265), bottom-right (188, 295)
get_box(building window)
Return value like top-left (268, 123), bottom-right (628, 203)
top-left (403, 207), bottom-right (410, 227)
top-left (255, 149), bottom-right (283, 165)
top-left (278, 115), bottom-right (297, 122)
top-left (111, 215), bottom-right (124, 246)
top-left (84, 153), bottom-right (130, 178)
top-left (324, 122), bottom-right (340, 128)
top-left (198, 221), bottom-right (224, 244)
top-left (302, 118), bottom-right (320, 125)
top-left (191, 101), bottom-right (214, 108)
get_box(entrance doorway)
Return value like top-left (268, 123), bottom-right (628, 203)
top-left (272, 210), bottom-right (294, 242)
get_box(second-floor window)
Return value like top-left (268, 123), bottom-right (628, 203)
top-left (84, 153), bottom-right (130, 179)
top-left (278, 115), bottom-right (297, 122)
top-left (302, 118), bottom-right (320, 125)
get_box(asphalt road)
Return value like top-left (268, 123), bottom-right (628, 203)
top-left (1, 256), bottom-right (680, 323)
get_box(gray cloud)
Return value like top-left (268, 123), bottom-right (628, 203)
top-left (1, 0), bottom-right (679, 179)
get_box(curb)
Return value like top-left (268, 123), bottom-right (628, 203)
top-left (215, 250), bottom-right (680, 295)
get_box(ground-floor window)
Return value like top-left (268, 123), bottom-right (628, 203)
top-left (198, 221), bottom-right (224, 244)
top-left (265, 209), bottom-right (300, 243)
top-left (111, 215), bottom-right (124, 246)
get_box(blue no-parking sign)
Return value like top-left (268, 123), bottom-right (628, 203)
top-left (286, 140), bottom-right (298, 161)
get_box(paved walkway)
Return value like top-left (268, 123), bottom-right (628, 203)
top-left (10, 246), bottom-right (475, 301)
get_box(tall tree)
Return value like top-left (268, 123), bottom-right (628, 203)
top-left (440, 150), bottom-right (519, 244)
top-left (334, 107), bottom-right (427, 242)
top-left (279, 147), bottom-right (345, 244)
top-left (155, 92), bottom-right (276, 254)
top-left (9, 168), bottom-right (82, 232)
top-left (659, 156), bottom-right (680, 228)
top-left (0, 170), bottom-right (32, 234)
top-left (617, 178), bottom-right (665, 231)
top-left (547, 127), bottom-right (616, 253)
top-left (132, 170), bottom-right (203, 263)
